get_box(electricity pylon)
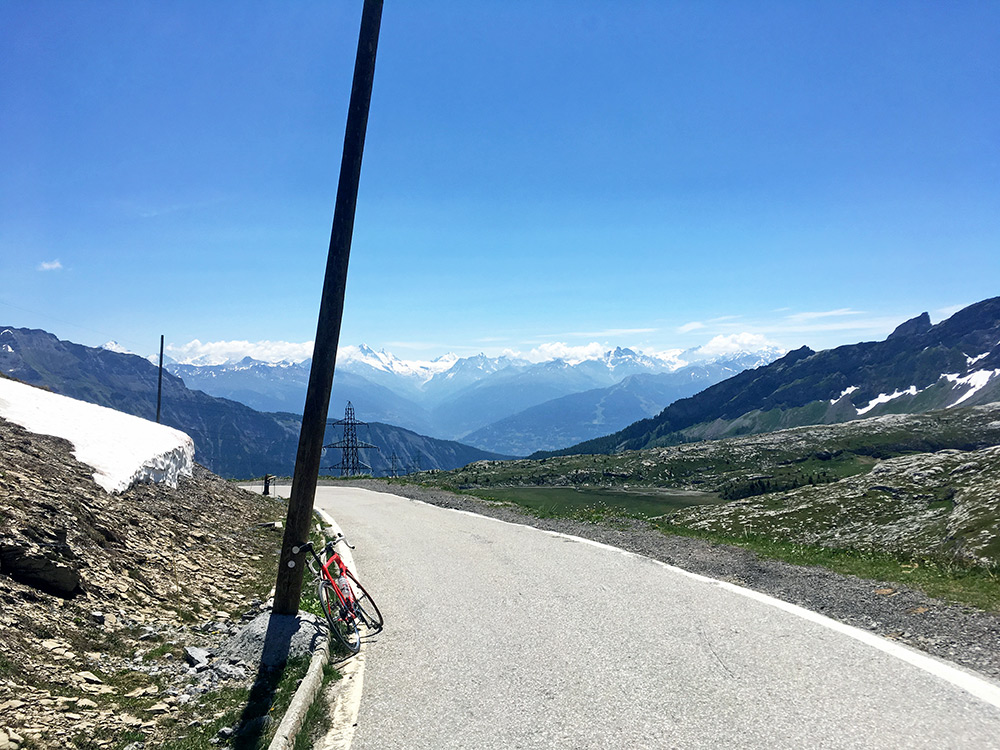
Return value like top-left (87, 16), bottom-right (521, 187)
top-left (323, 401), bottom-right (379, 476)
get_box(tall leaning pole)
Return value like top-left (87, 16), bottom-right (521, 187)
top-left (273, 0), bottom-right (384, 616)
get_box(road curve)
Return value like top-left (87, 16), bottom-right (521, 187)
top-left (314, 486), bottom-right (1000, 749)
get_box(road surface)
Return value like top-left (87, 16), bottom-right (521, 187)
top-left (308, 486), bottom-right (1000, 749)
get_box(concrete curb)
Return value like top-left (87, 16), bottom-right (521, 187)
top-left (266, 507), bottom-right (366, 750)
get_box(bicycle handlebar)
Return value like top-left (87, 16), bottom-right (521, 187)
top-left (331, 533), bottom-right (356, 550)
top-left (292, 533), bottom-right (355, 557)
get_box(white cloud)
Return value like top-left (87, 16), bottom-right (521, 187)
top-left (677, 321), bottom-right (705, 333)
top-left (38, 259), bottom-right (63, 271)
top-left (695, 332), bottom-right (780, 357)
top-left (516, 341), bottom-right (608, 364)
top-left (784, 308), bottom-right (863, 323)
top-left (934, 303), bottom-right (968, 321)
top-left (168, 339), bottom-right (315, 365)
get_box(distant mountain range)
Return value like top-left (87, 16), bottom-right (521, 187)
top-left (537, 297), bottom-right (1000, 457)
top-left (0, 327), bottom-right (510, 478)
top-left (6, 298), bottom-right (996, 478)
top-left (165, 344), bottom-right (783, 456)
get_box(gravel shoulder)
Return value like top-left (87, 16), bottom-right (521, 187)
top-left (333, 478), bottom-right (1000, 683)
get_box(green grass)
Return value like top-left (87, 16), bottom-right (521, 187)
top-left (660, 522), bottom-right (1000, 612)
top-left (0, 652), bottom-right (20, 678)
top-left (474, 485), bottom-right (724, 520)
top-left (457, 483), bottom-right (1000, 612)
top-left (151, 656), bottom-right (314, 750)
top-left (293, 662), bottom-right (343, 750)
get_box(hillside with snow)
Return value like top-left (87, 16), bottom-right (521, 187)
top-left (539, 298), bottom-right (1000, 458)
top-left (0, 376), bottom-right (193, 493)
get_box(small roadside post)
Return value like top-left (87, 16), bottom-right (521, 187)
top-left (272, 0), bottom-right (384, 616)
top-left (156, 334), bottom-right (164, 423)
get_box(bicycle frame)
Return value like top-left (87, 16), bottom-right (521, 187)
top-left (295, 537), bottom-right (384, 644)
top-left (302, 542), bottom-right (356, 614)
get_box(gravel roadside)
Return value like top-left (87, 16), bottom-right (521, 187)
top-left (330, 478), bottom-right (1000, 683)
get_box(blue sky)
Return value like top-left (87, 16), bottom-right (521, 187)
top-left (2, 1), bottom-right (998, 364)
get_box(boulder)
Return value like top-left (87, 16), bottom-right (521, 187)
top-left (0, 542), bottom-right (83, 598)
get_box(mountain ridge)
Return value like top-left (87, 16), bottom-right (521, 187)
top-left (0, 327), bottom-right (511, 477)
top-left (166, 343), bottom-right (784, 454)
top-left (534, 297), bottom-right (1000, 458)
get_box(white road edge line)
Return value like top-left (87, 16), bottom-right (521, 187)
top-left (314, 508), bottom-right (367, 750)
top-left (408, 496), bottom-right (1000, 712)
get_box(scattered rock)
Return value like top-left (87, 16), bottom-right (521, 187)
top-left (183, 646), bottom-right (212, 670)
top-left (216, 612), bottom-right (325, 668)
top-left (0, 418), bottom-right (285, 747)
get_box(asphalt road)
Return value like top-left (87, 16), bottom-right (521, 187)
top-left (312, 486), bottom-right (1000, 749)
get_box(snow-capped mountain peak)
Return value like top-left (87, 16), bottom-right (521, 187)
top-left (102, 340), bottom-right (134, 355)
top-left (341, 344), bottom-right (460, 382)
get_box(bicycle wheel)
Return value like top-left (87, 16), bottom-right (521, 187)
top-left (318, 580), bottom-right (361, 654)
top-left (348, 574), bottom-right (384, 633)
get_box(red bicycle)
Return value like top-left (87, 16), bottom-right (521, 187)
top-left (293, 535), bottom-right (384, 654)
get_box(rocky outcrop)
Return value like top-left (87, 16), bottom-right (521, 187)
top-left (0, 542), bottom-right (83, 598)
top-left (888, 311), bottom-right (932, 339)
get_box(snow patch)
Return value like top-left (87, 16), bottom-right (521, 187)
top-left (856, 386), bottom-right (919, 416)
top-left (967, 352), bottom-right (992, 366)
top-left (340, 344), bottom-right (460, 381)
top-left (944, 369), bottom-right (1000, 408)
top-left (830, 386), bottom-right (859, 405)
top-left (0, 378), bottom-right (194, 493)
top-left (1, 344), bottom-right (12, 353)
top-left (101, 340), bottom-right (134, 355)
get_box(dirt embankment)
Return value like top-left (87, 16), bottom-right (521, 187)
top-left (0, 418), bottom-right (285, 748)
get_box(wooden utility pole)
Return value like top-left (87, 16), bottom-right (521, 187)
top-left (273, 0), bottom-right (384, 616)
top-left (156, 334), bottom-right (164, 423)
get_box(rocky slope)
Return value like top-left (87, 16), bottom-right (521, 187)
top-left (427, 403), bottom-right (1000, 567)
top-left (671, 443), bottom-right (1000, 566)
top-left (0, 416), bottom-right (285, 748)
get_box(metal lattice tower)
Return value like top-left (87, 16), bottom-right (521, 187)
top-left (389, 451), bottom-right (401, 478)
top-left (408, 453), bottom-right (422, 475)
top-left (323, 401), bottom-right (379, 476)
